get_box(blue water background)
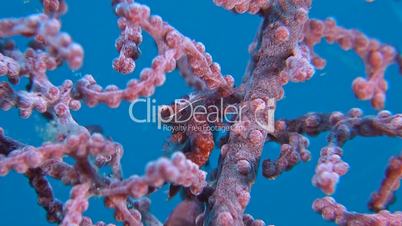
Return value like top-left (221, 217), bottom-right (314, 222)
top-left (0, 1), bottom-right (401, 225)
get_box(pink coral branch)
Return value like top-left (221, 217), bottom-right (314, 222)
top-left (0, 126), bottom-right (206, 225)
top-left (0, 131), bottom-right (65, 223)
top-left (102, 152), bottom-right (206, 226)
top-left (0, 14), bottom-right (83, 70)
top-left (0, 131), bottom-right (121, 175)
top-left (313, 111), bottom-right (402, 195)
top-left (41, 0), bottom-right (68, 16)
top-left (99, 152), bottom-right (207, 198)
top-left (76, 0), bottom-right (234, 108)
top-left (313, 145), bottom-right (349, 195)
top-left (0, 14), bottom-right (83, 118)
top-left (313, 196), bottom-right (402, 226)
top-left (303, 18), bottom-right (399, 109)
top-left (61, 182), bottom-right (91, 226)
top-left (80, 217), bottom-right (115, 226)
top-left (105, 196), bottom-right (143, 226)
top-left (113, 17), bottom-right (142, 74)
top-left (263, 132), bottom-right (311, 179)
top-left (0, 53), bottom-right (20, 83)
top-left (213, 0), bottom-right (271, 14)
top-left (369, 154), bottom-right (402, 211)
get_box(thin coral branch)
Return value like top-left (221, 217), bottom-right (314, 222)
top-left (369, 154), bottom-right (402, 212)
top-left (303, 18), bottom-right (399, 109)
top-left (41, 0), bottom-right (68, 16)
top-left (0, 14), bottom-right (83, 70)
top-left (99, 152), bottom-right (207, 197)
top-left (74, 0), bottom-right (234, 109)
top-left (263, 132), bottom-right (311, 179)
top-left (313, 110), bottom-right (402, 195)
top-left (0, 131), bottom-right (120, 175)
top-left (213, 0), bottom-right (271, 14)
top-left (0, 130), bottom-right (64, 223)
top-left (61, 182), bottom-right (91, 226)
top-left (313, 196), bottom-right (402, 226)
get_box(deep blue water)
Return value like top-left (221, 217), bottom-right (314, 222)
top-left (0, 1), bottom-right (401, 225)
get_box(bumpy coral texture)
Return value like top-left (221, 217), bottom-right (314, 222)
top-left (0, 0), bottom-right (401, 225)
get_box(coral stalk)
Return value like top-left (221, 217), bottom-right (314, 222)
top-left (206, 1), bottom-right (312, 225)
